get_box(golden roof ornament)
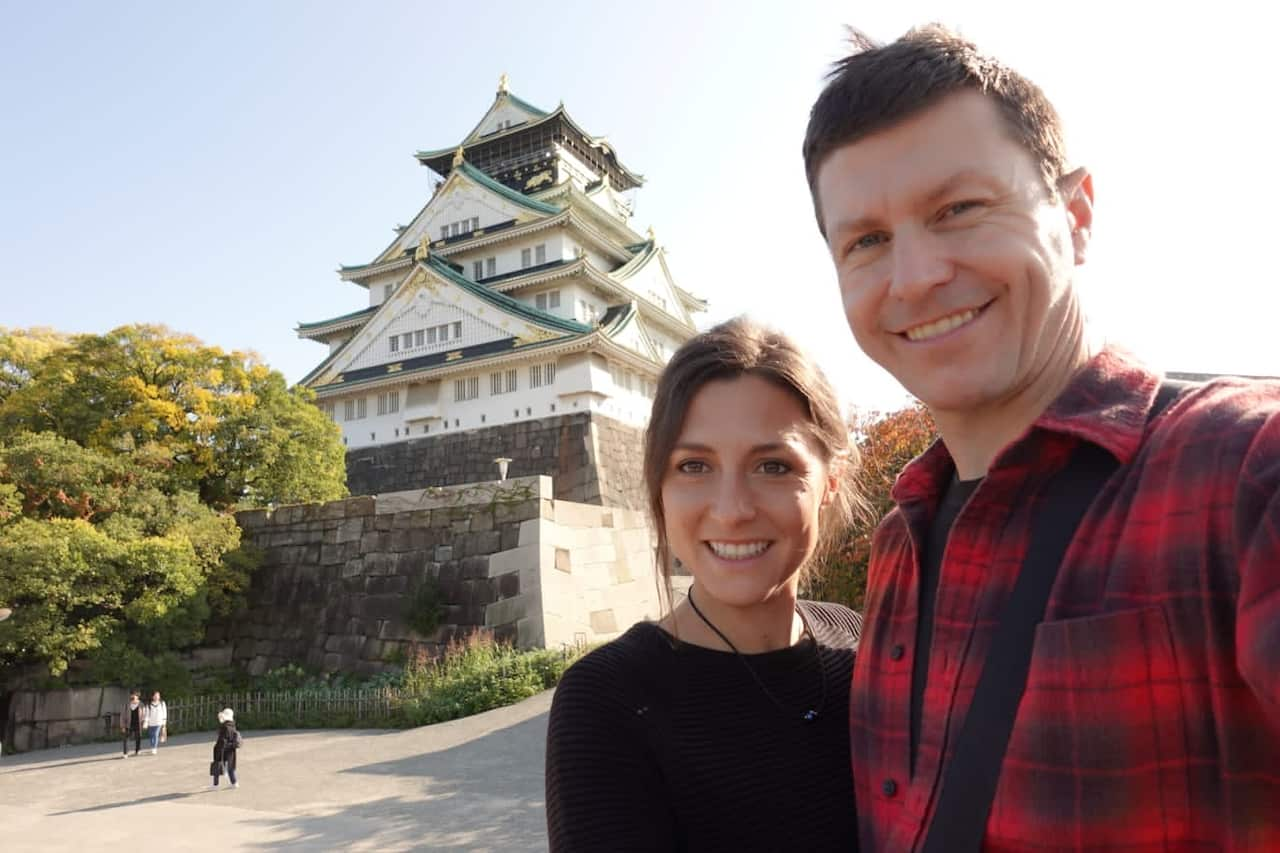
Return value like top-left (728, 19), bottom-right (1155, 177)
top-left (646, 225), bottom-right (656, 242)
top-left (497, 72), bottom-right (510, 94)
top-left (415, 235), bottom-right (430, 261)
top-left (452, 146), bottom-right (465, 168)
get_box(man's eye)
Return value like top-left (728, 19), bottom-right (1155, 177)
top-left (757, 460), bottom-right (791, 475)
top-left (942, 200), bottom-right (981, 218)
top-left (846, 232), bottom-right (888, 256)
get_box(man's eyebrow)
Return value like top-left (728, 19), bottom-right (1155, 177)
top-left (826, 170), bottom-right (1004, 244)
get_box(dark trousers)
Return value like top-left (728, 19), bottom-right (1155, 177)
top-left (212, 747), bottom-right (237, 785)
top-left (123, 727), bottom-right (141, 755)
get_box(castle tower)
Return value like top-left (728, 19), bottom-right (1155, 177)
top-left (296, 77), bottom-right (706, 502)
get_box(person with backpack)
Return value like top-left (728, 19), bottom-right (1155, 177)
top-left (209, 707), bottom-right (241, 789)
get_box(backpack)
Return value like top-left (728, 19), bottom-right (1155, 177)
top-left (231, 728), bottom-right (244, 749)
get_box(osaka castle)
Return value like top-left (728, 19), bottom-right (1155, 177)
top-left (296, 76), bottom-right (706, 451)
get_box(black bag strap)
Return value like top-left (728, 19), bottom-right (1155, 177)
top-left (921, 379), bottom-right (1189, 852)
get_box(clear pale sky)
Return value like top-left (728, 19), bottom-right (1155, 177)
top-left (3, 1), bottom-right (1276, 413)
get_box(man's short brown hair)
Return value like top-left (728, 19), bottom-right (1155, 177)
top-left (803, 25), bottom-right (1069, 235)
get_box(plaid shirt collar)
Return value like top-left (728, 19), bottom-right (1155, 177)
top-left (892, 346), bottom-right (1160, 505)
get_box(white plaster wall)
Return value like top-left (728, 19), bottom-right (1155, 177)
top-left (451, 231), bottom-right (566, 281)
top-left (346, 297), bottom-right (507, 372)
top-left (476, 101), bottom-right (538, 138)
top-left (554, 145), bottom-right (601, 189)
top-left (367, 270), bottom-right (407, 307)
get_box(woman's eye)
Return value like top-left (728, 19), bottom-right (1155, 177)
top-left (676, 460), bottom-right (708, 474)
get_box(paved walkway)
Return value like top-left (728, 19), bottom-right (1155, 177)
top-left (0, 689), bottom-right (554, 851)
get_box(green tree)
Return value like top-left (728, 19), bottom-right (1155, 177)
top-left (0, 324), bottom-right (346, 681)
top-left (804, 403), bottom-right (938, 611)
top-left (0, 324), bottom-right (346, 508)
top-left (0, 433), bottom-right (241, 676)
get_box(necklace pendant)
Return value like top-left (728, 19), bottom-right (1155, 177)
top-left (802, 709), bottom-right (818, 722)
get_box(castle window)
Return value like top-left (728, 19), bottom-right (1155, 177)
top-left (536, 293), bottom-right (547, 310)
top-left (440, 226), bottom-right (448, 240)
top-left (485, 257), bottom-right (496, 276)
top-left (490, 372), bottom-right (503, 395)
top-left (549, 290), bottom-right (560, 308)
top-left (383, 284), bottom-right (393, 301)
top-left (343, 400), bottom-right (355, 421)
top-left (427, 327), bottom-right (437, 345)
top-left (389, 336), bottom-right (399, 353)
top-left (414, 330), bottom-right (424, 347)
top-left (506, 369), bottom-right (518, 393)
top-left (452, 321), bottom-right (462, 339)
top-left (530, 364), bottom-right (542, 388)
top-left (402, 333), bottom-right (413, 350)
top-left (356, 398), bottom-right (367, 419)
top-left (521, 248), bottom-right (531, 269)
top-left (473, 260), bottom-right (483, 280)
top-left (471, 217), bottom-right (479, 231)
top-left (535, 243), bottom-right (546, 264)
top-left (545, 361), bottom-right (556, 384)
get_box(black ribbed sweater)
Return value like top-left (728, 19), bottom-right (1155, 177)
top-left (545, 601), bottom-right (862, 852)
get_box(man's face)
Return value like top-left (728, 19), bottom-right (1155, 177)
top-left (815, 92), bottom-right (1092, 416)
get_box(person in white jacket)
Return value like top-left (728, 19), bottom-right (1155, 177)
top-left (142, 691), bottom-right (167, 755)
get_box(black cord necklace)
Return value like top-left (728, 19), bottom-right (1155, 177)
top-left (686, 588), bottom-right (827, 723)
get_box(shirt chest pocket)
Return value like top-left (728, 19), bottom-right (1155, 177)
top-left (984, 606), bottom-right (1192, 849)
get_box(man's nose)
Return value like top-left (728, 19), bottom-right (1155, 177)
top-left (887, 226), bottom-right (954, 302)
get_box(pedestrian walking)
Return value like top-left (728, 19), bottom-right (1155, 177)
top-left (209, 708), bottom-right (241, 790)
top-left (143, 690), bottom-right (167, 755)
top-left (120, 691), bottom-right (143, 758)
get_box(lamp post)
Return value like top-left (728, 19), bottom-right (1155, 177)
top-left (493, 457), bottom-right (513, 482)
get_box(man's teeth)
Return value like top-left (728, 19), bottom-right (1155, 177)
top-left (904, 308), bottom-right (980, 342)
top-left (707, 541), bottom-right (770, 559)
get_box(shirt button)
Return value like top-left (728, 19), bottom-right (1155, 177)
top-left (882, 778), bottom-right (898, 797)
top-left (890, 644), bottom-right (905, 661)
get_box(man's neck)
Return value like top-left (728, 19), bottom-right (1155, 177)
top-left (934, 337), bottom-right (1093, 480)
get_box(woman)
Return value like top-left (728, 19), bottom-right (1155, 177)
top-left (143, 690), bottom-right (167, 755)
top-left (210, 707), bottom-right (240, 789)
top-left (546, 317), bottom-right (866, 852)
top-left (120, 691), bottom-right (143, 758)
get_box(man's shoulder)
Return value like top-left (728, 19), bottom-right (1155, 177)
top-left (1152, 375), bottom-right (1280, 454)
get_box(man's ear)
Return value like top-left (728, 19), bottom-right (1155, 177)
top-left (1059, 167), bottom-right (1095, 265)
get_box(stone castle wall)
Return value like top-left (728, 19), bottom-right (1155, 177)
top-left (209, 476), bottom-right (658, 678)
top-left (343, 412), bottom-right (646, 511)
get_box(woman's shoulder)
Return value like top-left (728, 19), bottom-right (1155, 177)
top-left (797, 600), bottom-right (864, 648)
top-left (554, 622), bottom-right (672, 707)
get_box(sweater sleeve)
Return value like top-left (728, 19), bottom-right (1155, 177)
top-left (545, 651), bottom-right (676, 852)
top-left (1235, 402), bottom-right (1280, 720)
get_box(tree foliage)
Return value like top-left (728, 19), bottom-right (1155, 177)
top-left (804, 403), bottom-right (938, 611)
top-left (0, 325), bottom-right (348, 680)
top-left (0, 324), bottom-right (347, 509)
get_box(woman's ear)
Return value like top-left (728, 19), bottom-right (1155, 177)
top-left (821, 451), bottom-right (849, 508)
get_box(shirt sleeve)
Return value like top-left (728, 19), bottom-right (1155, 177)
top-left (545, 657), bottom-right (676, 852)
top-left (1235, 405), bottom-right (1280, 720)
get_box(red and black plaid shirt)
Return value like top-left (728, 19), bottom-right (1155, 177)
top-left (850, 347), bottom-right (1280, 851)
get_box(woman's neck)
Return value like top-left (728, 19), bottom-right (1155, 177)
top-left (667, 584), bottom-right (803, 654)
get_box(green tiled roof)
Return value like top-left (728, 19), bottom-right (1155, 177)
top-left (457, 161), bottom-right (561, 216)
top-left (297, 305), bottom-right (378, 332)
top-left (423, 255), bottom-right (590, 334)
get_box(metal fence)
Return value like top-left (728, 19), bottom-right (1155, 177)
top-left (167, 688), bottom-right (404, 734)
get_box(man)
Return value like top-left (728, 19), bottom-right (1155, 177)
top-left (803, 26), bottom-right (1279, 851)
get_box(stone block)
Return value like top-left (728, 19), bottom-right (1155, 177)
top-left (365, 594), bottom-right (405, 621)
top-left (361, 637), bottom-right (384, 660)
top-left (364, 552), bottom-right (396, 576)
top-left (396, 551), bottom-right (427, 576)
top-left (68, 687), bottom-right (104, 721)
top-left (237, 509), bottom-right (269, 529)
top-left (555, 548), bottom-right (572, 573)
top-left (248, 656), bottom-right (271, 677)
top-left (341, 558), bottom-right (365, 578)
top-left (460, 555), bottom-right (490, 580)
top-left (336, 517), bottom-right (364, 543)
top-left (360, 531), bottom-right (390, 553)
top-left (493, 621), bottom-right (518, 644)
top-left (322, 653), bottom-right (343, 671)
top-left (434, 545), bottom-right (453, 562)
top-left (497, 571), bottom-right (520, 599)
top-left (344, 496), bottom-right (376, 517)
top-left (474, 530), bottom-right (501, 554)
top-left (488, 544), bottom-right (539, 578)
top-left (484, 596), bottom-right (525, 628)
top-left (450, 518), bottom-right (470, 535)
top-left (320, 543), bottom-right (346, 565)
top-left (590, 609), bottom-right (619, 634)
top-left (470, 511), bottom-right (493, 532)
top-left (320, 500), bottom-right (348, 520)
top-left (499, 523), bottom-right (519, 551)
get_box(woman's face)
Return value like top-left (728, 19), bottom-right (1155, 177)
top-left (660, 374), bottom-right (834, 609)
top-left (152, 692), bottom-right (160, 703)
